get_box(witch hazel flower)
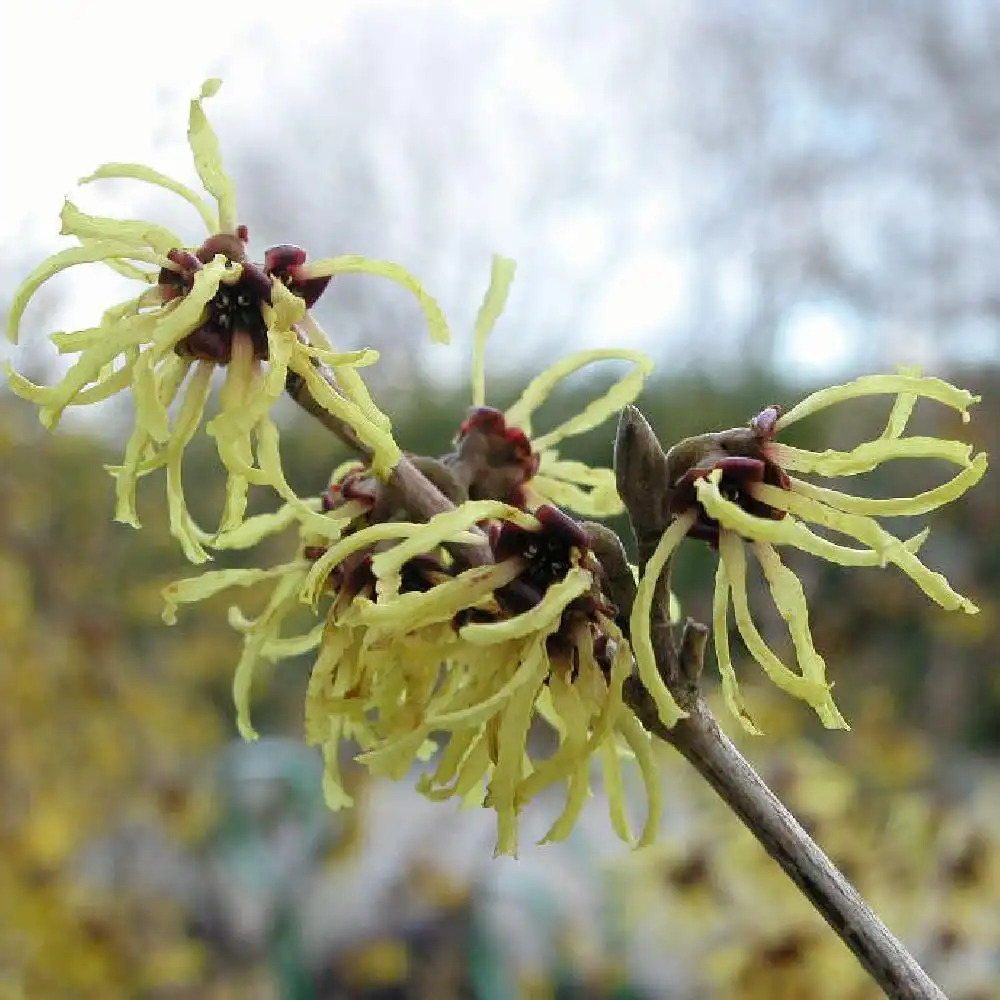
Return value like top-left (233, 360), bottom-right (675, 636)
top-left (446, 257), bottom-right (654, 517)
top-left (164, 470), bottom-right (662, 856)
top-left (5, 80), bottom-right (448, 561)
top-left (631, 371), bottom-right (987, 733)
top-left (301, 497), bottom-right (663, 856)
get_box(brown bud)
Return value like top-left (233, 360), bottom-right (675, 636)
top-left (614, 405), bottom-right (671, 540)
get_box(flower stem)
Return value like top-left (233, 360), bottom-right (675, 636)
top-left (285, 356), bottom-right (492, 565)
top-left (634, 682), bottom-right (946, 998)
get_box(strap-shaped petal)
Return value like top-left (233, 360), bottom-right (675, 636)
top-left (460, 566), bottom-right (592, 645)
top-left (7, 242), bottom-right (168, 343)
top-left (261, 624), bottom-right (324, 662)
top-left (60, 200), bottom-right (181, 257)
top-left (534, 673), bottom-right (592, 844)
top-left (200, 335), bottom-right (253, 530)
top-left (370, 500), bottom-right (535, 582)
top-left (880, 365), bottom-right (922, 439)
top-left (629, 511), bottom-right (696, 729)
top-left (250, 418), bottom-right (360, 541)
top-left (751, 541), bottom-right (847, 729)
top-left (488, 637), bottom-right (550, 856)
top-left (420, 727), bottom-right (481, 795)
top-left (187, 79), bottom-right (237, 232)
top-left (286, 352), bottom-right (402, 478)
top-left (471, 255), bottom-right (517, 407)
top-left (696, 474), bottom-right (908, 568)
top-left (770, 437), bottom-right (973, 477)
top-left (108, 355), bottom-right (190, 526)
top-left (712, 557), bottom-right (762, 735)
top-left (717, 532), bottom-right (832, 707)
top-left (616, 712), bottom-right (663, 848)
top-left (786, 455), bottom-right (987, 518)
top-left (306, 254), bottom-right (450, 344)
top-left (357, 560), bottom-right (521, 634)
top-left (600, 736), bottom-right (631, 844)
top-left (531, 463), bottom-right (623, 517)
top-left (776, 373), bottom-right (979, 431)
top-left (300, 521), bottom-right (424, 606)
top-left (505, 349), bottom-right (653, 444)
top-left (232, 572), bottom-right (306, 740)
top-left (80, 163), bottom-right (217, 232)
top-left (164, 362), bottom-right (215, 562)
top-left (212, 498), bottom-right (325, 550)
top-left (162, 561), bottom-right (306, 625)
top-left (753, 482), bottom-right (978, 614)
top-left (423, 647), bottom-right (542, 731)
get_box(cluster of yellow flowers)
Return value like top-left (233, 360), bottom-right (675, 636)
top-left (6, 80), bottom-right (986, 854)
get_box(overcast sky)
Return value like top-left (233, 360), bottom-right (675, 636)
top-left (7, 0), bottom-right (992, 389)
top-left (4, 2), bottom-right (862, 380)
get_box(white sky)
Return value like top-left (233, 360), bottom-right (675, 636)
top-left (0, 3), bottom-right (355, 244)
top-left (1, 0), bottom-right (857, 383)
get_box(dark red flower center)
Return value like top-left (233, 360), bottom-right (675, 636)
top-left (158, 229), bottom-right (332, 364)
top-left (491, 504), bottom-right (590, 613)
top-left (666, 406), bottom-right (790, 544)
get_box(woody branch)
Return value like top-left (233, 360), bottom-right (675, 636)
top-left (286, 367), bottom-right (946, 1000)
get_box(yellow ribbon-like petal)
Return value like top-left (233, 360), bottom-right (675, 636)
top-left (7, 242), bottom-right (167, 343)
top-left (776, 373), bottom-right (980, 431)
top-left (770, 437), bottom-right (973, 477)
top-left (187, 79), bottom-right (237, 232)
top-left (616, 711), bottom-right (663, 848)
top-left (306, 255), bottom-right (451, 344)
top-left (751, 541), bottom-right (847, 729)
top-left (488, 637), bottom-right (550, 856)
top-left (79, 163), bottom-right (217, 232)
top-left (162, 562), bottom-right (306, 625)
top-left (470, 255), bottom-right (517, 407)
top-left (711, 558), bottom-right (762, 735)
top-left (164, 361), bottom-right (215, 562)
top-left (717, 531), bottom-right (836, 707)
top-left (505, 349), bottom-right (653, 444)
top-left (358, 560), bottom-right (522, 634)
top-left (753, 482), bottom-right (978, 614)
top-left (60, 200), bottom-right (181, 257)
top-left (696, 474), bottom-right (901, 568)
top-left (459, 566), bottom-right (592, 645)
top-left (371, 500), bottom-right (535, 584)
top-left (286, 352), bottom-right (402, 478)
top-left (786, 454), bottom-right (988, 518)
top-left (629, 511), bottom-right (696, 729)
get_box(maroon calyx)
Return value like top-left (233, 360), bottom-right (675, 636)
top-left (492, 503), bottom-right (591, 614)
top-left (304, 541), bottom-right (444, 601)
top-left (399, 554), bottom-right (448, 594)
top-left (453, 406), bottom-right (541, 506)
top-left (158, 229), bottom-right (333, 364)
top-left (665, 408), bottom-right (790, 545)
top-left (264, 244), bottom-right (332, 309)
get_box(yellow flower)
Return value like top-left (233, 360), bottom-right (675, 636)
top-left (448, 256), bottom-right (654, 517)
top-left (5, 79), bottom-right (449, 561)
top-left (631, 371), bottom-right (987, 732)
top-left (165, 477), bottom-right (662, 856)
